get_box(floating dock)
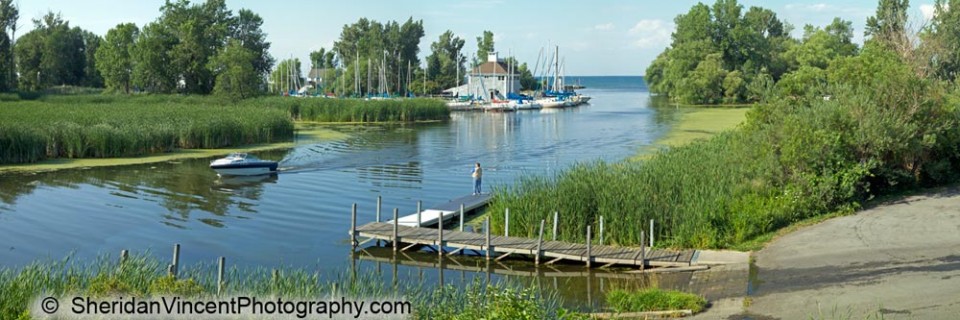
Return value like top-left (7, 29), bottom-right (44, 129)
top-left (352, 223), bottom-right (694, 269)
top-left (390, 193), bottom-right (492, 227)
top-left (349, 194), bottom-right (696, 270)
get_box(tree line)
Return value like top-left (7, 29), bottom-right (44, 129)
top-left (293, 19), bottom-right (535, 97)
top-left (0, 0), bottom-right (536, 98)
top-left (644, 0), bottom-right (960, 105)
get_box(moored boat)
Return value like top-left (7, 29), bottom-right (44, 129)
top-left (210, 153), bottom-right (278, 176)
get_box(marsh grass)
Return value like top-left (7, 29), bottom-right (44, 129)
top-left (255, 97), bottom-right (449, 123)
top-left (0, 97), bottom-right (293, 164)
top-left (605, 288), bottom-right (707, 313)
top-left (0, 254), bottom-right (583, 320)
top-left (0, 95), bottom-right (447, 165)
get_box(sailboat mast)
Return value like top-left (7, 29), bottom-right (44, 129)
top-left (554, 46), bottom-right (559, 92)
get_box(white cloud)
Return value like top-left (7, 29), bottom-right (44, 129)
top-left (784, 3), bottom-right (871, 16)
top-left (628, 20), bottom-right (673, 49)
top-left (786, 3), bottom-right (830, 11)
top-left (594, 23), bottom-right (615, 31)
top-left (920, 3), bottom-right (947, 20)
top-left (921, 4), bottom-right (936, 19)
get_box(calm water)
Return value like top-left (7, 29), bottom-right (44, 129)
top-left (0, 76), bottom-right (704, 309)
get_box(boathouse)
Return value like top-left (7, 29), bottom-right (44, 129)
top-left (446, 52), bottom-right (520, 100)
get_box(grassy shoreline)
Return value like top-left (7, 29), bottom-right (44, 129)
top-left (635, 107), bottom-right (749, 159)
top-left (0, 253), bottom-right (714, 319)
top-left (0, 126), bottom-right (347, 173)
top-left (0, 95), bottom-right (448, 166)
top-left (0, 254), bottom-right (585, 320)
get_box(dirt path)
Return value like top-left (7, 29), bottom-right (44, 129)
top-left (748, 188), bottom-right (960, 319)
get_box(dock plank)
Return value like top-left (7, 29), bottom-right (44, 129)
top-left (353, 219), bottom-right (696, 269)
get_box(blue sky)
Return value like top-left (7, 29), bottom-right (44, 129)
top-left (13, 0), bottom-right (940, 75)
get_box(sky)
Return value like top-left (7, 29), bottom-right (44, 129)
top-left (12, 0), bottom-right (942, 76)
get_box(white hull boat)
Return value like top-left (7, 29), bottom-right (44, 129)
top-left (515, 100), bottom-right (542, 110)
top-left (210, 153), bottom-right (278, 176)
top-left (538, 98), bottom-right (566, 109)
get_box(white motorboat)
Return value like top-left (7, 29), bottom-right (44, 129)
top-left (210, 153), bottom-right (278, 176)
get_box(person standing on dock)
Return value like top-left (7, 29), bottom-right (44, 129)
top-left (472, 162), bottom-right (483, 195)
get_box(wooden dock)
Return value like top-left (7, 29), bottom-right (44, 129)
top-left (351, 222), bottom-right (695, 269)
top-left (389, 193), bottom-right (492, 227)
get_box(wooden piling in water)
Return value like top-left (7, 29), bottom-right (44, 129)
top-left (650, 219), bottom-right (654, 248)
top-left (120, 249), bottom-right (128, 264)
top-left (351, 203), bottom-right (358, 249)
top-left (171, 244), bottom-right (180, 278)
top-left (376, 197), bottom-right (382, 246)
top-left (217, 256), bottom-right (225, 295)
top-left (393, 208), bottom-right (399, 252)
top-left (640, 231), bottom-right (646, 271)
top-left (552, 211), bottom-right (559, 241)
top-left (485, 216), bottom-right (492, 260)
top-left (459, 203), bottom-right (465, 232)
top-left (376, 196), bottom-right (382, 223)
top-left (416, 200), bottom-right (422, 227)
top-left (536, 219), bottom-right (545, 265)
top-left (586, 226), bottom-right (592, 268)
top-left (505, 208), bottom-right (510, 237)
top-left (599, 216), bottom-right (604, 245)
top-left (167, 264), bottom-right (174, 277)
top-left (438, 210), bottom-right (444, 257)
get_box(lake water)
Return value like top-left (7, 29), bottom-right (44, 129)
top-left (0, 76), bottom-right (707, 309)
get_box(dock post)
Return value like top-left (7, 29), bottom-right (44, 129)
top-left (120, 249), bottom-right (128, 265)
top-left (553, 211), bottom-right (559, 241)
top-left (351, 203), bottom-right (358, 250)
top-left (536, 219), bottom-right (545, 265)
top-left (505, 208), bottom-right (509, 237)
top-left (640, 231), bottom-right (646, 271)
top-left (599, 216), bottom-right (604, 245)
top-left (376, 197), bottom-right (382, 246)
top-left (459, 203), bottom-right (465, 232)
top-left (438, 209), bottom-right (444, 257)
top-left (485, 216), bottom-right (492, 260)
top-left (171, 244), bottom-right (180, 278)
top-left (376, 196), bottom-right (382, 223)
top-left (217, 256), bottom-right (225, 296)
top-left (393, 208), bottom-right (399, 252)
top-left (586, 226), bottom-right (592, 268)
top-left (650, 219), bottom-right (654, 248)
top-left (417, 200), bottom-right (422, 227)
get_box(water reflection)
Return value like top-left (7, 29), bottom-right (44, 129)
top-left (0, 152), bottom-right (285, 220)
top-left (352, 246), bottom-right (711, 310)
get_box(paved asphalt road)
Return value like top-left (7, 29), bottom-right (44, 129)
top-left (748, 188), bottom-right (960, 319)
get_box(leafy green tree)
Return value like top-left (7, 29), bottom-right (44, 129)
top-left (678, 53), bottom-right (727, 104)
top-left (923, 0), bottom-right (960, 80)
top-left (80, 29), bottom-right (103, 87)
top-left (232, 9), bottom-right (273, 79)
top-left (13, 12), bottom-right (95, 90)
top-left (777, 65), bottom-right (827, 98)
top-left (474, 30), bottom-right (494, 67)
top-left (132, 22), bottom-right (177, 92)
top-left (0, 0), bottom-right (17, 91)
top-left (426, 30), bottom-right (465, 92)
top-left (865, 0), bottom-right (909, 47)
top-left (208, 39), bottom-right (261, 99)
top-left (722, 70), bottom-right (745, 102)
top-left (332, 17), bottom-right (424, 96)
top-left (784, 19), bottom-right (858, 70)
top-left (14, 30), bottom-right (42, 90)
top-left (96, 23), bottom-right (139, 93)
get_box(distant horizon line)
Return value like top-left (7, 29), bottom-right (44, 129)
top-left (543, 75), bottom-right (644, 77)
